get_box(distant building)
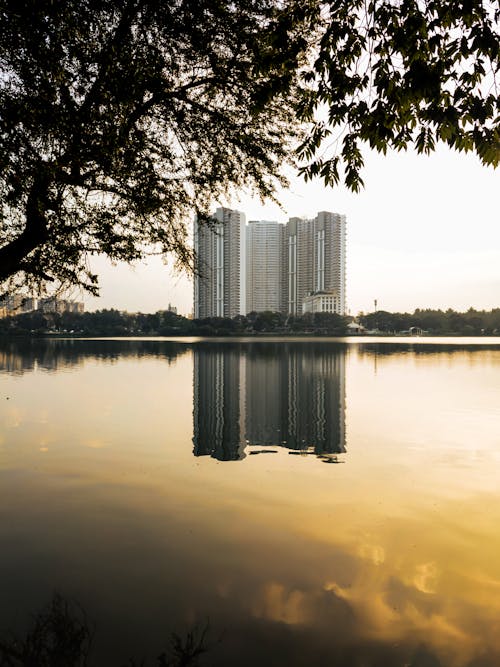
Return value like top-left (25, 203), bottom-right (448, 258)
top-left (39, 298), bottom-right (58, 313)
top-left (0, 294), bottom-right (36, 317)
top-left (166, 302), bottom-right (177, 314)
top-left (314, 211), bottom-right (346, 312)
top-left (22, 297), bottom-right (38, 312)
top-left (68, 301), bottom-right (85, 313)
top-left (38, 298), bottom-right (84, 314)
top-left (246, 220), bottom-right (283, 313)
top-left (283, 211), bottom-right (346, 316)
top-left (194, 207), bottom-right (246, 318)
top-left (0, 294), bottom-right (83, 317)
top-left (193, 208), bottom-right (346, 318)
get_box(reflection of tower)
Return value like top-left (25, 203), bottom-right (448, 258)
top-left (193, 344), bottom-right (346, 461)
top-left (192, 347), bottom-right (246, 461)
top-left (283, 348), bottom-right (346, 454)
top-left (245, 347), bottom-right (287, 445)
top-left (244, 345), bottom-right (346, 455)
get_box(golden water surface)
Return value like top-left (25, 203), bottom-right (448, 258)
top-left (1, 338), bottom-right (500, 666)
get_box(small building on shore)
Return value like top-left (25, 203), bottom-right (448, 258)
top-left (347, 321), bottom-right (366, 334)
top-left (302, 290), bottom-right (343, 315)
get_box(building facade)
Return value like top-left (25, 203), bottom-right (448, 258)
top-left (303, 290), bottom-right (342, 314)
top-left (193, 208), bottom-right (346, 317)
top-left (194, 207), bottom-right (246, 318)
top-left (282, 216), bottom-right (314, 315)
top-left (246, 220), bottom-right (283, 313)
top-left (313, 211), bottom-right (346, 311)
top-left (38, 298), bottom-right (84, 314)
top-left (282, 211), bottom-right (346, 316)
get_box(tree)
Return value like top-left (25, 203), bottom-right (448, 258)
top-left (1, 0), bottom-right (498, 294)
top-left (298, 1), bottom-right (499, 191)
top-left (0, 0), bottom-right (314, 293)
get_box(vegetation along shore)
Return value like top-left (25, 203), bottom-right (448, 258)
top-left (1, 308), bottom-right (500, 338)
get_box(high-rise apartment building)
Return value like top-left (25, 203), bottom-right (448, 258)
top-left (194, 207), bottom-right (246, 318)
top-left (283, 211), bottom-right (346, 316)
top-left (194, 208), bottom-right (346, 317)
top-left (246, 220), bottom-right (283, 313)
top-left (313, 211), bottom-right (346, 310)
top-left (283, 216), bottom-right (314, 315)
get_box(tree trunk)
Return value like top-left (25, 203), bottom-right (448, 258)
top-left (0, 171), bottom-right (50, 281)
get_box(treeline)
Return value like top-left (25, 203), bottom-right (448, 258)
top-left (1, 308), bottom-right (500, 337)
top-left (0, 309), bottom-right (349, 336)
top-left (359, 308), bottom-right (500, 335)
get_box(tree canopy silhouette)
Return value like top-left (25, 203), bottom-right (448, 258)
top-left (0, 0), bottom-right (498, 293)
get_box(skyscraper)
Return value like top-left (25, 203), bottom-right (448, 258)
top-left (313, 211), bottom-right (346, 311)
top-left (283, 211), bottom-right (346, 316)
top-left (246, 220), bottom-right (283, 313)
top-left (283, 216), bottom-right (314, 315)
top-left (194, 207), bottom-right (346, 318)
top-left (194, 207), bottom-right (246, 318)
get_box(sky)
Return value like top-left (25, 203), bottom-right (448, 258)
top-left (85, 145), bottom-right (499, 316)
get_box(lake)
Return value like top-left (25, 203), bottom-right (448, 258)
top-left (1, 337), bottom-right (500, 666)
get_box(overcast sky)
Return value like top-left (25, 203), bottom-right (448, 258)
top-left (85, 145), bottom-right (499, 316)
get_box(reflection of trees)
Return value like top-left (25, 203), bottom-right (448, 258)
top-left (356, 342), bottom-right (500, 355)
top-left (193, 343), bottom-right (346, 462)
top-left (0, 593), bottom-right (208, 667)
top-left (354, 343), bottom-right (500, 365)
top-left (0, 339), bottom-right (189, 374)
top-left (4, 339), bottom-right (495, 377)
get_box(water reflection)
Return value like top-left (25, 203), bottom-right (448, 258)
top-left (2, 336), bottom-right (498, 375)
top-left (0, 337), bottom-right (189, 374)
top-left (2, 338), bottom-right (500, 665)
top-left (193, 344), bottom-right (346, 461)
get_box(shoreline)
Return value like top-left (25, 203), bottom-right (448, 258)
top-left (2, 333), bottom-right (500, 344)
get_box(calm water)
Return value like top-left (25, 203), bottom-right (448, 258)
top-left (1, 337), bottom-right (500, 666)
